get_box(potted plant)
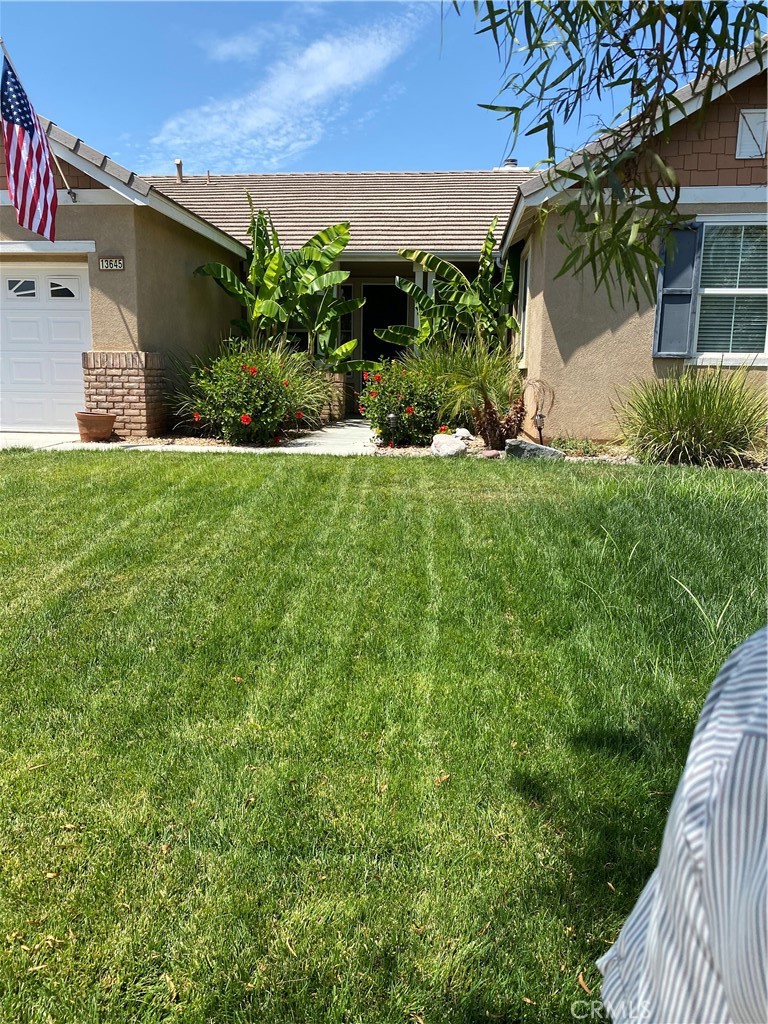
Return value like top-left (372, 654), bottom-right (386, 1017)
top-left (75, 410), bottom-right (117, 442)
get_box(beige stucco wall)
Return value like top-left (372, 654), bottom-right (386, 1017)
top-left (523, 204), bottom-right (767, 440)
top-left (1, 203), bottom-right (141, 351)
top-left (134, 207), bottom-right (241, 360)
top-left (1, 199), bottom-right (241, 358)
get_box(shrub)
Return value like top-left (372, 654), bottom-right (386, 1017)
top-left (174, 341), bottom-right (331, 444)
top-left (358, 362), bottom-right (450, 446)
top-left (402, 341), bottom-right (553, 450)
top-left (551, 436), bottom-right (603, 457)
top-left (617, 365), bottom-right (767, 467)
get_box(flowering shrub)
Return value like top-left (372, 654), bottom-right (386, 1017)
top-left (176, 342), bottom-right (331, 444)
top-left (358, 362), bottom-right (451, 446)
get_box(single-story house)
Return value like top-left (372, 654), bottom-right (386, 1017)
top-left (502, 51), bottom-right (767, 440)
top-left (0, 125), bottom-right (526, 435)
top-left (1, 49), bottom-right (765, 440)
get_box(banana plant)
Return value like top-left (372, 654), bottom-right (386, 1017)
top-left (195, 196), bottom-right (368, 368)
top-left (375, 218), bottom-right (518, 350)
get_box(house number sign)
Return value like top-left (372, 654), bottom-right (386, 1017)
top-left (99, 257), bottom-right (124, 271)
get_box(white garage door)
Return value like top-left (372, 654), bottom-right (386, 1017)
top-left (0, 263), bottom-right (92, 432)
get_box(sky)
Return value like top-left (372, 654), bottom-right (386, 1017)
top-left (0, 1), bottom-right (613, 177)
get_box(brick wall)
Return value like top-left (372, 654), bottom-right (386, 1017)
top-left (655, 76), bottom-right (767, 186)
top-left (0, 140), bottom-right (107, 192)
top-left (82, 352), bottom-right (166, 438)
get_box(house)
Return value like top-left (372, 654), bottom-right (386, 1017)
top-left (502, 51), bottom-right (767, 441)
top-left (0, 120), bottom-right (527, 436)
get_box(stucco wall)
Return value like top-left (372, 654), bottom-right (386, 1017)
top-left (1, 203), bottom-right (141, 351)
top-left (2, 198), bottom-right (241, 357)
top-left (524, 204), bottom-right (766, 440)
top-left (134, 207), bottom-right (241, 360)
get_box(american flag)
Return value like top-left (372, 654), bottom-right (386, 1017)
top-left (1, 56), bottom-right (57, 241)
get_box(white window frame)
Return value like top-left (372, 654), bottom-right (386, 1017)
top-left (688, 215), bottom-right (768, 366)
top-left (736, 109), bottom-right (768, 159)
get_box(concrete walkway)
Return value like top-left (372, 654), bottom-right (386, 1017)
top-left (0, 419), bottom-right (377, 457)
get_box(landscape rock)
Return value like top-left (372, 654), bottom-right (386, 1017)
top-left (431, 435), bottom-right (468, 457)
top-left (505, 438), bottom-right (565, 460)
top-left (477, 449), bottom-right (502, 459)
top-left (454, 428), bottom-right (475, 441)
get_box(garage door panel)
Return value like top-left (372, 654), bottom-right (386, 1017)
top-left (49, 318), bottom-right (86, 344)
top-left (6, 317), bottom-right (43, 344)
top-left (50, 356), bottom-right (83, 385)
top-left (1, 263), bottom-right (91, 431)
top-left (6, 357), bottom-right (46, 385)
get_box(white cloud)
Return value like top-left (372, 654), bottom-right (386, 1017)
top-left (208, 27), bottom-right (272, 62)
top-left (142, 12), bottom-right (426, 174)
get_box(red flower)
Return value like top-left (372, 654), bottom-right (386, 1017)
top-left (438, 425), bottom-right (448, 433)
top-left (363, 371), bottom-right (370, 381)
top-left (273, 436), bottom-right (281, 444)
top-left (374, 373), bottom-right (382, 382)
top-left (405, 406), bottom-right (414, 415)
top-left (369, 390), bottom-right (378, 398)
top-left (249, 366), bottom-right (258, 376)
top-left (241, 364), bottom-right (248, 372)
top-left (388, 441), bottom-right (394, 448)
top-left (296, 410), bottom-right (304, 419)
top-left (193, 411), bottom-right (201, 423)
top-left (283, 379), bottom-right (290, 387)
top-left (240, 414), bottom-right (252, 425)
top-left (358, 405), bottom-right (365, 414)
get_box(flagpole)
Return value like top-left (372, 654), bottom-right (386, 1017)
top-left (0, 36), bottom-right (77, 202)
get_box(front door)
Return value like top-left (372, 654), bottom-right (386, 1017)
top-left (361, 284), bottom-right (409, 365)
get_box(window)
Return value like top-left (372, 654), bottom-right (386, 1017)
top-left (736, 109), bottom-right (768, 159)
top-left (517, 251), bottom-right (530, 361)
top-left (7, 278), bottom-right (36, 298)
top-left (49, 279), bottom-right (77, 299)
top-left (338, 283), bottom-right (354, 348)
top-left (695, 225), bottom-right (767, 355)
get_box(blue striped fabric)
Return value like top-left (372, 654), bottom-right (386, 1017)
top-left (597, 627), bottom-right (767, 1024)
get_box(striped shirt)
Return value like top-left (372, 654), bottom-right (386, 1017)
top-left (597, 627), bottom-right (767, 1024)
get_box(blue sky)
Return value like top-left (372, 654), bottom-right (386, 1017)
top-left (1, 1), bottom-right (610, 176)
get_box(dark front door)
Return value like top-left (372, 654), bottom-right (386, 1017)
top-left (361, 284), bottom-right (409, 364)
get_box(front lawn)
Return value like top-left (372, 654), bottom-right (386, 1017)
top-left (1, 452), bottom-right (764, 1023)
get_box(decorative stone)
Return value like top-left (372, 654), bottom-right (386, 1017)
top-left (455, 427), bottom-right (474, 440)
top-left (505, 438), bottom-right (565, 460)
top-left (477, 449), bottom-right (502, 458)
top-left (430, 435), bottom-right (468, 457)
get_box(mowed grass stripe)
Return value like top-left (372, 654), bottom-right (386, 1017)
top-left (0, 452), bottom-right (764, 1023)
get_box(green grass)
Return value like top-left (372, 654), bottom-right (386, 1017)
top-left (0, 451), bottom-right (764, 1024)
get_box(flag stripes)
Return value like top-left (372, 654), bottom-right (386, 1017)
top-left (1, 56), bottom-right (57, 241)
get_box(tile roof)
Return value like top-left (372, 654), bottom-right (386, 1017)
top-left (142, 169), bottom-right (533, 254)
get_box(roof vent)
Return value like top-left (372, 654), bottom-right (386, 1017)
top-left (174, 158), bottom-right (183, 183)
top-left (503, 157), bottom-right (518, 168)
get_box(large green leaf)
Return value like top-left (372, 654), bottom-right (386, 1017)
top-left (195, 263), bottom-right (255, 313)
top-left (329, 338), bottom-right (359, 360)
top-left (303, 223), bottom-right (352, 266)
top-left (398, 249), bottom-right (470, 286)
top-left (374, 325), bottom-right (418, 346)
top-left (258, 249), bottom-right (284, 299)
top-left (254, 298), bottom-right (288, 322)
top-left (303, 270), bottom-right (350, 294)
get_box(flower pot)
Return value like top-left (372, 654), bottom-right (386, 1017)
top-left (75, 411), bottom-right (117, 442)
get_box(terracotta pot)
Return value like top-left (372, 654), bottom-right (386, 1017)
top-left (75, 411), bottom-right (117, 442)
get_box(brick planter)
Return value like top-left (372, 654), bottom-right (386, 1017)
top-left (81, 352), bottom-right (166, 438)
top-left (321, 372), bottom-right (348, 424)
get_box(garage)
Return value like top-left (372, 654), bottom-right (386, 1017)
top-left (0, 262), bottom-right (91, 431)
